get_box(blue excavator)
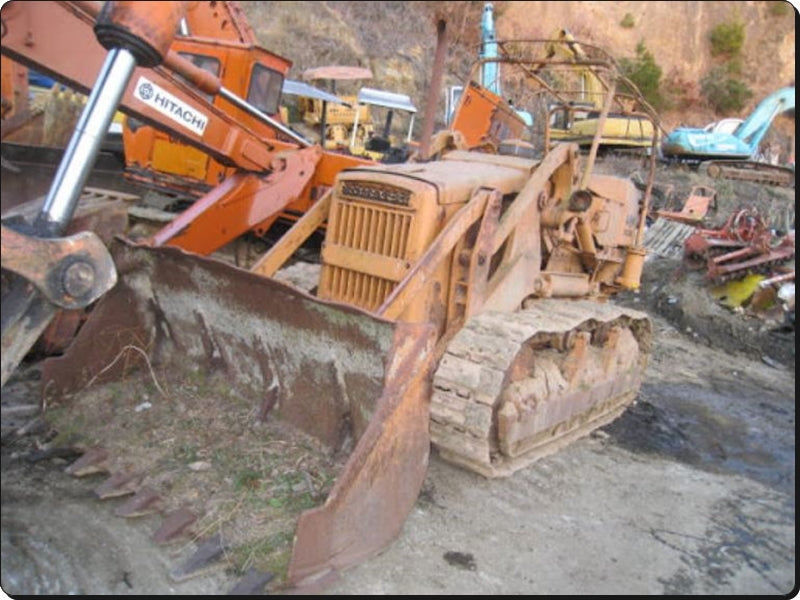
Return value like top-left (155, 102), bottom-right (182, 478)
top-left (660, 86), bottom-right (795, 187)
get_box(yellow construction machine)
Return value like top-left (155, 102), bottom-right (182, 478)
top-left (285, 65), bottom-right (373, 151)
top-left (288, 66), bottom-right (418, 163)
top-left (540, 29), bottom-right (658, 153)
top-left (2, 2), bottom-right (658, 592)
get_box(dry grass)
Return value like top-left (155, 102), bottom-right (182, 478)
top-left (44, 368), bottom-right (344, 584)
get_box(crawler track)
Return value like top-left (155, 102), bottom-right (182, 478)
top-left (431, 299), bottom-right (652, 478)
top-left (700, 160), bottom-right (795, 188)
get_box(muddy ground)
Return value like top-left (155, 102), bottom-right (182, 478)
top-left (1, 159), bottom-right (796, 596)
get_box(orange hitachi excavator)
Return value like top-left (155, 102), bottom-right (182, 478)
top-left (1, 0), bottom-right (374, 382)
top-left (2, 1), bottom-right (659, 593)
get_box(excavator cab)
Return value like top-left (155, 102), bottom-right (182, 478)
top-left (122, 37), bottom-right (293, 199)
top-left (539, 29), bottom-right (657, 153)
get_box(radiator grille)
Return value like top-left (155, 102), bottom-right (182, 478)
top-left (325, 199), bottom-right (414, 311)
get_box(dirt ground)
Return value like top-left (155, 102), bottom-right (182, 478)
top-left (1, 159), bottom-right (795, 596)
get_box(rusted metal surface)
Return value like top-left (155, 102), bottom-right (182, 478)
top-left (170, 533), bottom-right (228, 582)
top-left (0, 221), bottom-right (118, 387)
top-left (64, 447), bottom-right (109, 476)
top-left (3, 188), bottom-right (133, 356)
top-left (431, 300), bottom-right (651, 478)
top-left (419, 16), bottom-right (449, 159)
top-left (0, 274), bottom-right (58, 390)
top-left (8, 25), bottom-right (663, 593)
top-left (151, 146), bottom-right (322, 255)
top-left (287, 318), bottom-right (435, 585)
top-left (683, 208), bottom-right (795, 282)
top-left (706, 235), bottom-right (795, 282)
top-left (93, 471), bottom-right (142, 499)
top-left (1, 225), bottom-right (117, 310)
top-left (115, 487), bottom-right (163, 517)
top-left (655, 185), bottom-right (718, 225)
top-left (684, 208), bottom-right (770, 260)
top-left (153, 507), bottom-right (197, 544)
top-left (41, 238), bottom-right (437, 585)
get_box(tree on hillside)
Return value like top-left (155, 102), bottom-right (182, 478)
top-left (700, 66), bottom-right (754, 114)
top-left (701, 19), bottom-right (753, 115)
top-left (618, 41), bottom-right (667, 112)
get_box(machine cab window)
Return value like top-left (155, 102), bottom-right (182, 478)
top-left (248, 64), bottom-right (284, 115)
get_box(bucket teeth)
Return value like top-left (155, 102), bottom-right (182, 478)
top-left (64, 447), bottom-right (108, 476)
top-left (170, 533), bottom-right (228, 582)
top-left (228, 568), bottom-right (275, 595)
top-left (114, 486), bottom-right (163, 518)
top-left (153, 507), bottom-right (197, 545)
top-left (93, 471), bottom-right (141, 499)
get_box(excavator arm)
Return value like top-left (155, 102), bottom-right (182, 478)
top-left (1, 1), bottom-right (299, 172)
top-left (178, 0), bottom-right (259, 44)
top-left (733, 86), bottom-right (795, 150)
top-left (1, 0), bottom-right (370, 386)
top-left (661, 86), bottom-right (794, 186)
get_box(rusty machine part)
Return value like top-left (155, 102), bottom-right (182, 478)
top-left (683, 208), bottom-right (795, 282)
top-left (41, 239), bottom-right (438, 585)
top-left (42, 142), bottom-right (654, 587)
top-left (705, 235), bottom-right (795, 283)
top-left (3, 188), bottom-right (137, 356)
top-left (431, 299), bottom-right (649, 478)
top-left (5, 5), bottom-right (660, 593)
top-left (1, 0), bottom-right (441, 589)
top-left (1, 0), bottom-right (375, 380)
top-left (0, 224), bottom-right (117, 387)
top-left (655, 185), bottom-right (718, 226)
top-left (1, 0), bottom-right (186, 387)
top-left (2, 1), bottom-right (372, 244)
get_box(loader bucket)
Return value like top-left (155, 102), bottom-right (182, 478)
top-left (41, 237), bottom-right (436, 588)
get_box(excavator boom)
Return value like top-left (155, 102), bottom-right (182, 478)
top-left (1, 1), bottom-right (297, 172)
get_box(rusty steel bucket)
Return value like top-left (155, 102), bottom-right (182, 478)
top-left (41, 237), bottom-right (436, 587)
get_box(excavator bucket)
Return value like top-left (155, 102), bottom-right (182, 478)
top-left (41, 238), bottom-right (437, 587)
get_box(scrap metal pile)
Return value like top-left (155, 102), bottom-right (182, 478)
top-left (645, 186), bottom-right (795, 330)
top-left (683, 207), bottom-right (795, 284)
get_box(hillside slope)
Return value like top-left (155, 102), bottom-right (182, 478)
top-left (243, 1), bottom-right (795, 137)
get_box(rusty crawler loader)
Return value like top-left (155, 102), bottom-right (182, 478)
top-left (2, 2), bottom-right (658, 592)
